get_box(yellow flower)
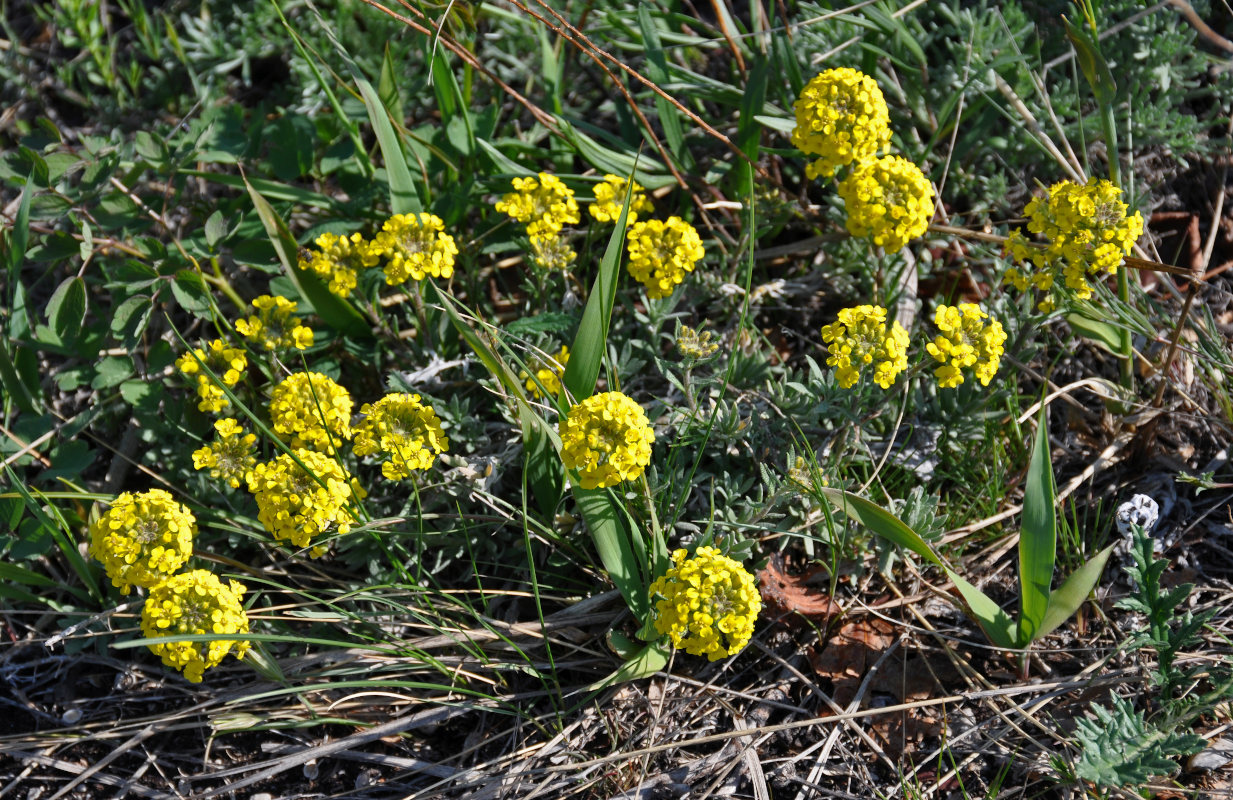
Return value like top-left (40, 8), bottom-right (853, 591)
top-left (192, 418), bottom-right (258, 488)
top-left (234, 295), bottom-right (314, 351)
top-left (519, 346), bottom-right (569, 399)
top-left (89, 489), bottom-right (196, 594)
top-left (588, 174), bottom-right (653, 224)
top-left (925, 304), bottom-right (1007, 388)
top-left (625, 216), bottom-right (705, 300)
top-left (375, 213), bottom-right (459, 285)
top-left (176, 340), bottom-right (247, 413)
top-left (649, 546), bottom-right (761, 661)
top-left (559, 391), bottom-right (655, 489)
top-left (269, 372), bottom-right (353, 453)
top-left (353, 393), bottom-right (449, 480)
top-left (836, 155), bottom-right (934, 252)
top-left (791, 67), bottom-right (892, 180)
top-left (299, 231), bottom-right (380, 298)
top-left (247, 449), bottom-right (363, 551)
top-left (141, 570), bottom-right (250, 683)
top-left (495, 173), bottom-right (580, 238)
top-left (820, 305), bottom-right (909, 389)
top-left (527, 234), bottom-right (577, 272)
top-left (1004, 177), bottom-right (1143, 307)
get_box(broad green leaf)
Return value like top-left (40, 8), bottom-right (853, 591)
top-left (731, 55), bottom-right (768, 196)
top-left (204, 210), bottom-right (228, 249)
top-left (562, 179), bottom-right (632, 401)
top-left (637, 7), bottom-right (689, 167)
top-left (556, 117), bottom-right (674, 189)
top-left (522, 403), bottom-right (564, 519)
top-left (477, 139), bottom-right (531, 176)
top-left (1018, 402), bottom-right (1056, 640)
top-left (817, 487), bottom-right (1017, 648)
top-left (1037, 544), bottom-right (1115, 640)
top-left (181, 171), bottom-right (338, 209)
top-left (46, 276), bottom-right (86, 345)
top-left (5, 173), bottom-right (33, 277)
top-left (588, 637), bottom-right (669, 691)
top-left (574, 486), bottom-right (650, 625)
top-left (378, 42), bottom-right (405, 132)
top-left (170, 270), bottom-right (211, 314)
top-left (244, 179), bottom-right (370, 339)
top-left (358, 77), bottom-right (422, 215)
top-left (431, 48), bottom-right (474, 157)
top-left (0, 560), bottom-right (57, 587)
top-left (1064, 16), bottom-right (1117, 106)
top-left (1066, 311), bottom-right (1122, 354)
top-left (752, 114), bottom-right (795, 134)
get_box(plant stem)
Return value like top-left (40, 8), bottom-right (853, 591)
top-left (1098, 102), bottom-right (1134, 393)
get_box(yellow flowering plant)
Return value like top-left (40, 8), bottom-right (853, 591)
top-left (300, 230), bottom-right (381, 298)
top-left (268, 371), bottom-right (353, 453)
top-left (559, 391), bottom-right (655, 490)
top-left (234, 295), bottom-right (314, 351)
top-left (247, 449), bottom-right (363, 552)
top-left (820, 305), bottom-right (910, 389)
top-left (176, 340), bottom-right (247, 413)
top-left (353, 393), bottom-right (449, 480)
top-left (89, 489), bottom-right (197, 594)
top-left (791, 67), bottom-right (891, 179)
top-left (527, 233), bottom-right (577, 272)
top-left (589, 174), bottom-right (653, 225)
top-left (494, 172), bottom-right (580, 238)
top-left (625, 216), bottom-right (705, 299)
top-left (376, 212), bottom-right (459, 284)
top-left (926, 304), bottom-right (1007, 388)
top-left (836, 155), bottom-right (935, 253)
top-left (519, 345), bottom-right (569, 399)
top-left (649, 546), bottom-right (761, 661)
top-left (1005, 177), bottom-right (1144, 311)
top-left (140, 569), bottom-right (251, 683)
top-left (192, 418), bottom-right (258, 488)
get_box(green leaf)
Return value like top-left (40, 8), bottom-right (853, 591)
top-left (431, 48), bottom-right (474, 157)
top-left (1066, 310), bottom-right (1122, 354)
top-left (637, 7), bottom-right (688, 167)
top-left (0, 336), bottom-right (40, 413)
top-left (180, 170), bottom-right (339, 210)
top-left (244, 178), bottom-right (370, 339)
top-left (587, 637), bottom-right (669, 691)
top-left (204, 210), bottom-right (228, 249)
top-left (1018, 402), bottom-right (1057, 641)
top-left (1038, 544), bottom-right (1114, 640)
top-left (731, 54), bottom-right (768, 196)
top-left (5, 173), bottom-right (33, 276)
top-left (170, 270), bottom-right (211, 314)
top-left (1064, 16), bottom-right (1117, 106)
top-left (504, 312), bottom-right (575, 337)
top-left (46, 277), bottom-right (86, 345)
top-left (377, 42), bottom-right (405, 134)
top-left (522, 403), bottom-right (564, 519)
top-left (1075, 696), bottom-right (1204, 786)
top-left (575, 486), bottom-right (651, 625)
top-left (359, 77), bottom-right (421, 215)
top-left (752, 114), bottom-right (795, 134)
top-left (556, 117), bottom-right (674, 189)
top-left (817, 487), bottom-right (1017, 648)
top-left (562, 179), bottom-right (632, 401)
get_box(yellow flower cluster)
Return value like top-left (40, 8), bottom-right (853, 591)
top-left (495, 173), bottom-right (580, 238)
top-left (376, 213), bottom-right (459, 285)
top-left (527, 233), bottom-right (577, 272)
top-left (140, 569), bottom-right (250, 683)
top-left (925, 304), bottom-right (1007, 388)
top-left (649, 546), bottom-right (761, 661)
top-left (625, 216), bottom-right (705, 300)
top-left (300, 231), bottom-right (381, 298)
top-left (1005, 177), bottom-right (1144, 310)
top-left (821, 305), bottom-right (909, 389)
top-left (247, 449), bottom-right (361, 551)
top-left (676, 325), bottom-right (719, 359)
top-left (89, 489), bottom-right (196, 594)
top-left (353, 393), bottom-right (449, 480)
top-left (791, 67), bottom-right (891, 180)
top-left (192, 418), bottom-right (258, 488)
top-left (837, 155), bottom-right (934, 253)
top-left (234, 295), bottom-right (314, 351)
top-left (269, 372), bottom-right (353, 453)
top-left (559, 391), bottom-right (655, 489)
top-left (520, 346), bottom-right (570, 400)
top-left (176, 340), bottom-right (247, 413)
top-left (589, 174), bottom-right (653, 225)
